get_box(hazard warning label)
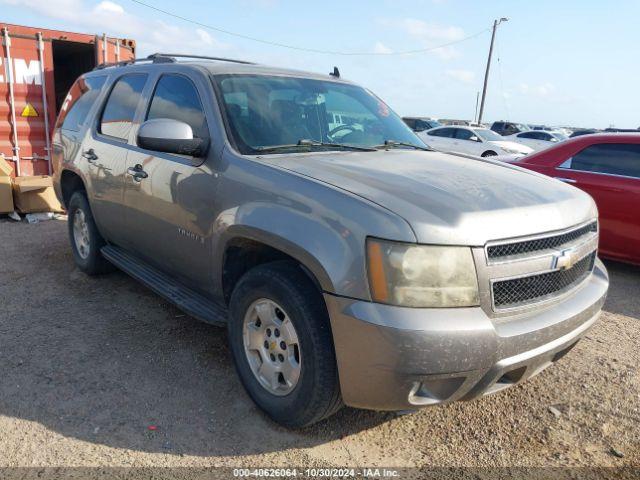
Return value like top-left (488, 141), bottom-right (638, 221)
top-left (21, 103), bottom-right (38, 117)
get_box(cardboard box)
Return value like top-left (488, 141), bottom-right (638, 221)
top-left (0, 154), bottom-right (14, 177)
top-left (12, 176), bottom-right (64, 214)
top-left (0, 175), bottom-right (14, 213)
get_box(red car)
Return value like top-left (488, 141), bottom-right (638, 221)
top-left (510, 133), bottom-right (640, 265)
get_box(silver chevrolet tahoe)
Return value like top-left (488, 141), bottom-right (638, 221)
top-left (52, 54), bottom-right (609, 428)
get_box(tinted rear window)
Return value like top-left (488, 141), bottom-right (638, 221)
top-left (455, 129), bottom-right (474, 140)
top-left (428, 127), bottom-right (455, 137)
top-left (568, 143), bottom-right (640, 178)
top-left (57, 76), bottom-right (107, 132)
top-left (518, 132), bottom-right (538, 139)
top-left (100, 74), bottom-right (148, 140)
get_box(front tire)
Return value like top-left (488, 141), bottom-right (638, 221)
top-left (67, 191), bottom-right (113, 275)
top-left (481, 150), bottom-right (497, 157)
top-left (228, 261), bottom-right (342, 428)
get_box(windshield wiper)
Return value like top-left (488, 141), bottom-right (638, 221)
top-left (253, 139), bottom-right (376, 153)
top-left (375, 140), bottom-right (431, 151)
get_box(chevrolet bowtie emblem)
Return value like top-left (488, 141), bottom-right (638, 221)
top-left (554, 248), bottom-right (578, 270)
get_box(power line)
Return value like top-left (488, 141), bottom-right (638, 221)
top-left (127, 0), bottom-right (491, 56)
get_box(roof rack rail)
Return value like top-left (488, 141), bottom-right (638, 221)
top-left (148, 53), bottom-right (256, 65)
top-left (93, 53), bottom-right (256, 71)
top-left (93, 55), bottom-right (176, 70)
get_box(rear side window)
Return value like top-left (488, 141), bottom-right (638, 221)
top-left (455, 129), bottom-right (474, 140)
top-left (567, 143), bottom-right (640, 178)
top-left (518, 131), bottom-right (538, 139)
top-left (146, 74), bottom-right (209, 139)
top-left (100, 74), bottom-right (148, 140)
top-left (57, 76), bottom-right (107, 131)
top-left (428, 127), bottom-right (454, 137)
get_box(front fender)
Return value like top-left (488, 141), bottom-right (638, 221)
top-left (210, 153), bottom-right (416, 301)
top-left (217, 222), bottom-right (335, 292)
top-left (211, 198), bottom-right (414, 301)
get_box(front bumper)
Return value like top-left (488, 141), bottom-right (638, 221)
top-left (324, 259), bottom-right (609, 411)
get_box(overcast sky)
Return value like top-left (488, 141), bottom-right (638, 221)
top-left (2, 0), bottom-right (638, 129)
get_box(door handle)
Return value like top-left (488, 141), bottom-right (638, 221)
top-left (555, 177), bottom-right (577, 184)
top-left (82, 149), bottom-right (98, 163)
top-left (127, 164), bottom-right (148, 182)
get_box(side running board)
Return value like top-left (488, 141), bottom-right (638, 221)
top-left (101, 245), bottom-right (228, 326)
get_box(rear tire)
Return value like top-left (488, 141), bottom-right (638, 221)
top-left (228, 261), bottom-right (342, 428)
top-left (67, 191), bottom-right (113, 275)
top-left (481, 150), bottom-right (497, 157)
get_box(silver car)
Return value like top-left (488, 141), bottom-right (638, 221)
top-left (52, 54), bottom-right (608, 428)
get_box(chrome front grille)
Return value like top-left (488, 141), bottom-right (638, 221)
top-left (492, 252), bottom-right (596, 309)
top-left (477, 220), bottom-right (599, 313)
top-left (486, 221), bottom-right (598, 261)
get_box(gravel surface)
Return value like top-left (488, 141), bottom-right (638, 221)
top-left (0, 219), bottom-right (638, 473)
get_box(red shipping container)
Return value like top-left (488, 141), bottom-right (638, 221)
top-left (1, 23), bottom-right (135, 177)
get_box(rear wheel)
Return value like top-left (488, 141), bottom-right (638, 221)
top-left (228, 261), bottom-right (342, 428)
top-left (481, 150), bottom-right (497, 157)
top-left (67, 191), bottom-right (113, 275)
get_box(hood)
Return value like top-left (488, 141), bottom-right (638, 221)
top-left (266, 150), bottom-right (597, 245)
top-left (491, 140), bottom-right (533, 154)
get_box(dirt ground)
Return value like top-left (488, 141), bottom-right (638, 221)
top-left (0, 218), bottom-right (638, 474)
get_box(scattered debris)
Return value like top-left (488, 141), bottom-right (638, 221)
top-left (548, 406), bottom-right (562, 418)
top-left (26, 212), bottom-right (55, 224)
top-left (610, 447), bottom-right (625, 458)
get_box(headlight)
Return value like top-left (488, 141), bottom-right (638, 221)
top-left (366, 239), bottom-right (479, 308)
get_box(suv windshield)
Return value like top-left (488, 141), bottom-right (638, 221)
top-left (214, 74), bottom-right (425, 154)
top-left (473, 129), bottom-right (503, 142)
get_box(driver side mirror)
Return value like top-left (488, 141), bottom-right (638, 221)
top-left (470, 135), bottom-right (480, 142)
top-left (137, 118), bottom-right (209, 157)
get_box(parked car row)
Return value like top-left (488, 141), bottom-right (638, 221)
top-left (509, 133), bottom-right (640, 265)
top-left (405, 117), bottom-right (638, 142)
top-left (504, 129), bottom-right (568, 151)
top-left (405, 119), bottom-right (571, 156)
top-left (408, 124), bottom-right (639, 265)
top-left (417, 125), bottom-right (532, 157)
top-left (402, 117), bottom-right (639, 267)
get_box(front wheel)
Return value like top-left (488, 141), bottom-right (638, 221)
top-left (228, 261), bottom-right (342, 428)
top-left (481, 150), bottom-right (498, 157)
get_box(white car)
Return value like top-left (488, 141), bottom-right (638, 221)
top-left (506, 130), bottom-right (568, 151)
top-left (419, 126), bottom-right (533, 157)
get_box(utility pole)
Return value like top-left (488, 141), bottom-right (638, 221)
top-left (474, 91), bottom-right (480, 124)
top-left (477, 17), bottom-right (508, 125)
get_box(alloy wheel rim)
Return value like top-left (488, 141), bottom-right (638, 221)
top-left (73, 209), bottom-right (91, 260)
top-left (242, 298), bottom-right (301, 396)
